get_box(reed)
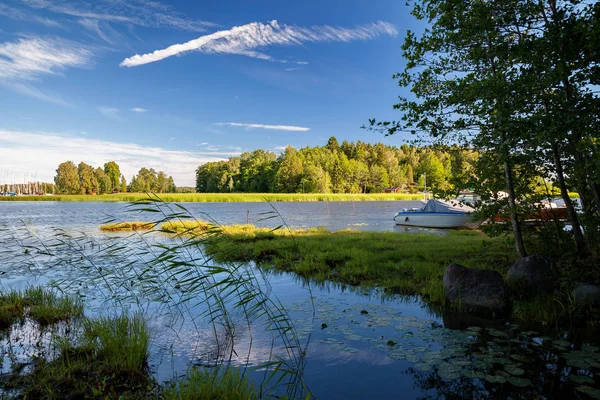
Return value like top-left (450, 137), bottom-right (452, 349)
top-left (99, 221), bottom-right (156, 231)
top-left (164, 367), bottom-right (258, 400)
top-left (0, 192), bottom-right (425, 202)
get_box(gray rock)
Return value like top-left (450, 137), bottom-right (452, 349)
top-left (505, 255), bottom-right (555, 294)
top-left (443, 263), bottom-right (508, 314)
top-left (573, 283), bottom-right (600, 306)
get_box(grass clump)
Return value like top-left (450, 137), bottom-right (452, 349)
top-left (0, 287), bottom-right (83, 328)
top-left (163, 367), bottom-right (258, 400)
top-left (100, 221), bottom-right (155, 231)
top-left (21, 313), bottom-right (153, 399)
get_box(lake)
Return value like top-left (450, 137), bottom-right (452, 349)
top-left (1, 201), bottom-right (599, 399)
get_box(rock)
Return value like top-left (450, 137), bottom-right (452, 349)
top-left (573, 283), bottom-right (600, 306)
top-left (443, 263), bottom-right (508, 314)
top-left (505, 255), bottom-right (555, 294)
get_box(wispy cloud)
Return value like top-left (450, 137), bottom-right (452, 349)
top-left (130, 107), bottom-right (148, 113)
top-left (0, 130), bottom-right (228, 186)
top-left (216, 122), bottom-right (310, 132)
top-left (0, 37), bottom-right (92, 81)
top-left (97, 107), bottom-right (121, 121)
top-left (19, 0), bottom-right (216, 32)
top-left (4, 82), bottom-right (71, 106)
top-left (0, 3), bottom-right (62, 27)
top-left (120, 20), bottom-right (397, 67)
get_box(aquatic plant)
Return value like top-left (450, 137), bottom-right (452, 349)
top-left (99, 221), bottom-right (156, 232)
top-left (0, 198), bottom-right (313, 398)
top-left (164, 366), bottom-right (258, 400)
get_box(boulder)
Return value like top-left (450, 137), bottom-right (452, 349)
top-left (573, 283), bottom-right (600, 307)
top-left (505, 255), bottom-right (555, 294)
top-left (443, 263), bottom-right (508, 314)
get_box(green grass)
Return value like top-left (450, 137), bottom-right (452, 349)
top-left (0, 192), bottom-right (424, 202)
top-left (100, 221), bottom-right (156, 231)
top-left (0, 287), bottom-right (83, 328)
top-left (196, 226), bottom-right (514, 306)
top-left (163, 367), bottom-right (258, 400)
top-left (20, 313), bottom-right (153, 399)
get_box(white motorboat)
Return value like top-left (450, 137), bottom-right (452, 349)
top-left (394, 199), bottom-right (477, 228)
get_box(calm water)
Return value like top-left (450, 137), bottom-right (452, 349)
top-left (1, 201), bottom-right (599, 399)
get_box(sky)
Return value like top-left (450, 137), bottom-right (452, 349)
top-left (0, 0), bottom-right (421, 186)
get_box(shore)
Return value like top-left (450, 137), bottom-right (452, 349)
top-left (0, 192), bottom-right (424, 202)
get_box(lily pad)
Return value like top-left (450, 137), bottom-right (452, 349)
top-left (569, 375), bottom-right (595, 385)
top-left (505, 366), bottom-right (525, 376)
top-left (576, 386), bottom-right (600, 400)
top-left (485, 375), bottom-right (507, 384)
top-left (506, 376), bottom-right (532, 387)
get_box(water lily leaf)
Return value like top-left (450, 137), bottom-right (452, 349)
top-left (510, 354), bottom-right (530, 363)
top-left (506, 376), bottom-right (532, 387)
top-left (552, 340), bottom-right (571, 349)
top-left (454, 360), bottom-right (472, 367)
top-left (415, 363), bottom-right (431, 372)
top-left (505, 366), bottom-right (525, 376)
top-left (406, 354), bottom-right (421, 363)
top-left (569, 375), bottom-right (595, 385)
top-left (462, 369), bottom-right (477, 379)
top-left (567, 358), bottom-right (590, 369)
top-left (575, 386), bottom-right (600, 399)
top-left (488, 329), bottom-right (507, 338)
top-left (485, 375), bottom-right (506, 384)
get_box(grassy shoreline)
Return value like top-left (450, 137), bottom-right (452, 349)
top-left (161, 220), bottom-right (596, 326)
top-left (0, 192), bottom-right (426, 202)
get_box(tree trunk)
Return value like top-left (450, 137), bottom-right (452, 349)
top-left (552, 142), bottom-right (587, 254)
top-left (503, 148), bottom-right (527, 258)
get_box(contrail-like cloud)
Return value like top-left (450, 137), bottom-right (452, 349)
top-left (216, 122), bottom-right (310, 132)
top-left (120, 20), bottom-right (397, 67)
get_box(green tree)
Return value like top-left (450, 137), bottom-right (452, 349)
top-left (54, 161), bottom-right (80, 194)
top-left (120, 176), bottom-right (127, 193)
top-left (78, 162), bottom-right (97, 195)
top-left (104, 161), bottom-right (121, 192)
top-left (94, 168), bottom-right (112, 194)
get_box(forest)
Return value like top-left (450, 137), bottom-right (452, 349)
top-left (195, 137), bottom-right (477, 194)
top-left (53, 161), bottom-right (176, 194)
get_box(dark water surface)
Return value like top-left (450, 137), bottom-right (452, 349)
top-left (1, 201), bottom-right (599, 399)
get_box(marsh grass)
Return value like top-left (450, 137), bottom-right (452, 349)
top-left (164, 367), bottom-right (258, 400)
top-left (19, 313), bottom-right (153, 398)
top-left (0, 287), bottom-right (83, 328)
top-left (195, 226), bottom-right (512, 306)
top-left (100, 221), bottom-right (156, 231)
top-left (0, 192), bottom-right (424, 203)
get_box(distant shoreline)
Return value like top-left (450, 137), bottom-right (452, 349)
top-left (0, 193), bottom-right (426, 203)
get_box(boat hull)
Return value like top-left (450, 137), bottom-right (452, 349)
top-left (394, 212), bottom-right (475, 228)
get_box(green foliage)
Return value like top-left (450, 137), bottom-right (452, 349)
top-left (163, 367), bottom-right (258, 400)
top-left (195, 138), bottom-right (474, 194)
top-left (54, 161), bottom-right (80, 194)
top-left (0, 192), bottom-right (425, 202)
top-left (104, 161), bottom-right (121, 192)
top-left (0, 286), bottom-right (83, 328)
top-left (129, 167), bottom-right (176, 193)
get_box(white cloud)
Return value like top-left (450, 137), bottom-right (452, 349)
top-left (19, 0), bottom-right (216, 32)
top-left (97, 107), bottom-right (121, 121)
top-left (0, 4), bottom-right (62, 27)
top-left (0, 130), bottom-right (230, 186)
top-left (130, 107), bottom-right (149, 113)
top-left (120, 20), bottom-right (397, 67)
top-left (0, 37), bottom-right (92, 81)
top-left (215, 122), bottom-right (310, 132)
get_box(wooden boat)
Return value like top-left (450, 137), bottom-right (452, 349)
top-left (394, 199), bottom-right (477, 228)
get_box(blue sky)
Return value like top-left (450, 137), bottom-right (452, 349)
top-left (0, 0), bottom-right (419, 186)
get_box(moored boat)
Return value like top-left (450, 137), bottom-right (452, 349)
top-left (394, 199), bottom-right (477, 228)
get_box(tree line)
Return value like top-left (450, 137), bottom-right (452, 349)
top-left (54, 161), bottom-right (176, 194)
top-left (370, 0), bottom-right (600, 257)
top-left (196, 137), bottom-right (478, 194)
